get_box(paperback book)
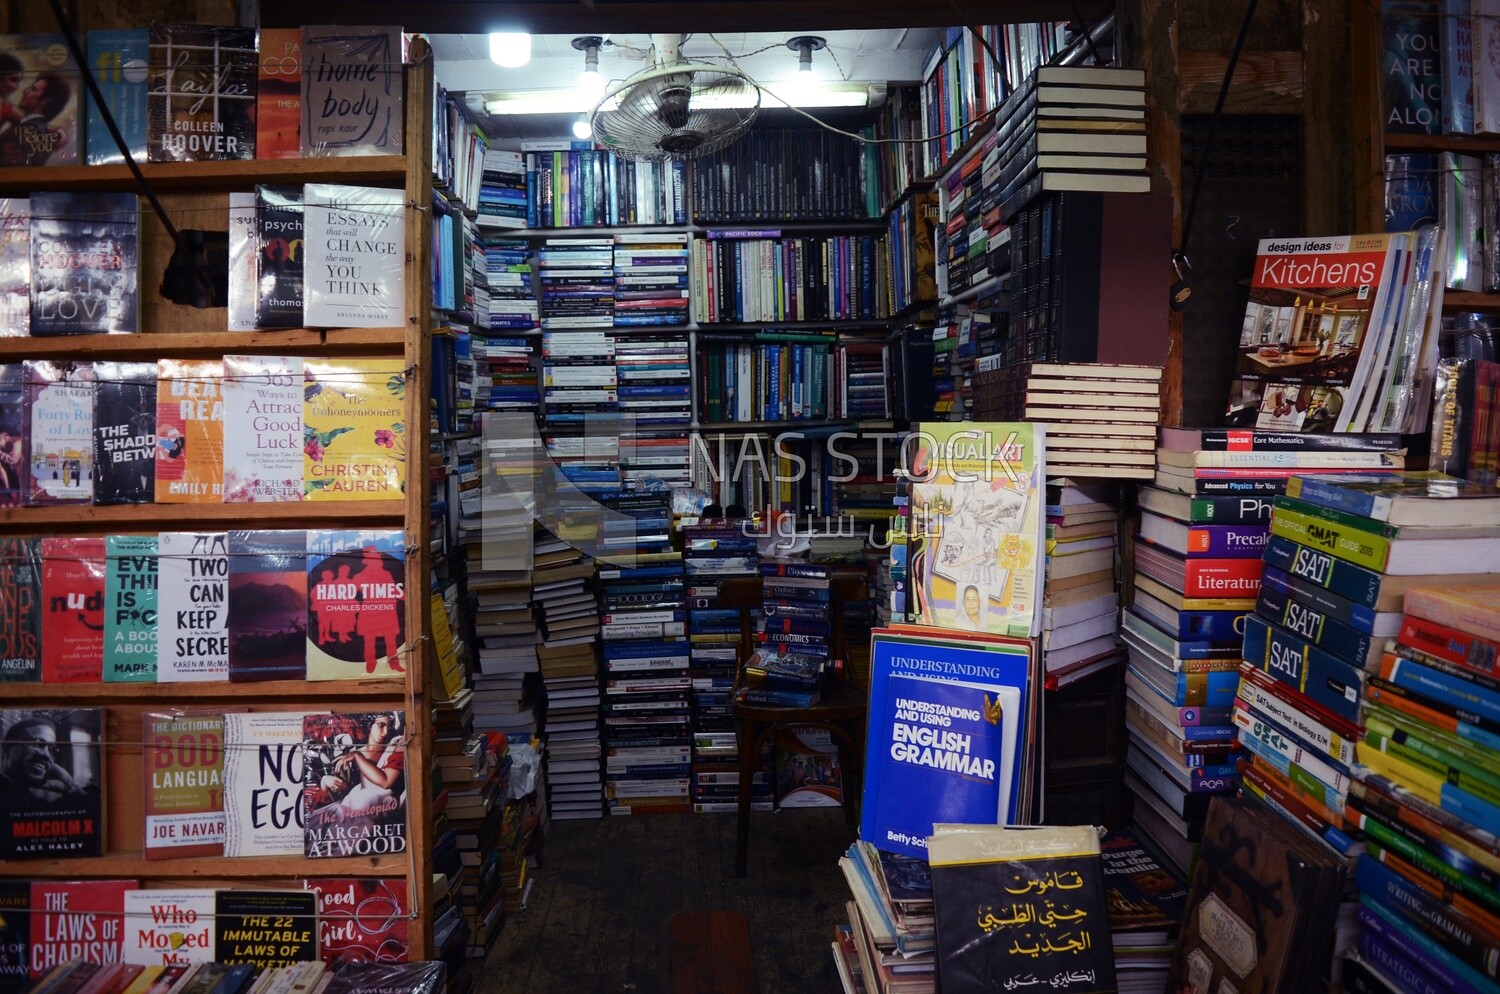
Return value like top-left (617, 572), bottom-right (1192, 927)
top-left (86, 29), bottom-right (148, 165)
top-left (0, 35), bottom-right (81, 167)
top-left (142, 712), bottom-right (225, 859)
top-left (223, 354), bottom-right (303, 502)
top-left (300, 26), bottom-right (405, 157)
top-left (0, 708), bottom-right (103, 859)
top-left (0, 881), bottom-right (25, 994)
top-left (302, 359), bottom-right (406, 500)
top-left (306, 530), bottom-right (406, 680)
top-left (24, 359), bottom-right (93, 505)
top-left (214, 890), bottom-right (318, 966)
top-left (92, 360), bottom-right (157, 504)
top-left (146, 24), bottom-right (256, 161)
top-left (38, 536), bottom-right (104, 683)
top-left (226, 192), bottom-right (257, 331)
top-left (29, 192), bottom-right (138, 334)
top-left (155, 531), bottom-right (229, 682)
top-left (227, 530), bottom-right (307, 682)
top-left (221, 710), bottom-right (313, 857)
top-left (302, 184), bottom-right (405, 328)
top-left (0, 366), bottom-right (20, 505)
top-left (303, 878), bottom-right (408, 965)
top-left (255, 186), bottom-right (303, 329)
top-left (0, 200), bottom-right (26, 335)
top-left (27, 880), bottom-right (137, 978)
top-left (122, 889), bottom-right (215, 965)
top-left (302, 711), bottom-right (408, 858)
top-left (155, 359), bottom-right (224, 502)
top-left (256, 28), bottom-right (301, 159)
top-left (0, 538), bottom-right (39, 682)
top-left (103, 534), bottom-right (157, 682)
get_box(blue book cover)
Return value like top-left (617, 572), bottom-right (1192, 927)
top-left (1260, 564), bottom-right (1397, 636)
top-left (1360, 921), bottom-right (1461, 994)
top-left (1356, 854), bottom-right (1500, 980)
top-left (87, 29), bottom-right (149, 164)
top-left (860, 631), bottom-right (1033, 860)
top-left (1241, 614), bottom-right (1364, 724)
top-left (1263, 535), bottom-right (1388, 609)
top-left (1360, 900), bottom-right (1492, 994)
top-left (1380, 650), bottom-right (1500, 725)
top-left (1256, 584), bottom-right (1378, 665)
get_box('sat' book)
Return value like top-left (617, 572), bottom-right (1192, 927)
top-left (122, 889), bottom-right (215, 966)
top-left (39, 537), bottom-right (105, 683)
top-left (142, 712), bottom-right (224, 859)
top-left (92, 361), bottom-right (157, 504)
top-left (104, 534), bottom-right (157, 682)
top-left (214, 890), bottom-right (318, 967)
top-left (303, 878), bottom-right (408, 965)
top-left (221, 711), bottom-right (317, 857)
top-left (0, 708), bottom-right (104, 860)
top-left (227, 529), bottom-right (308, 682)
top-left (28, 879), bottom-right (138, 978)
top-left (29, 192), bottom-right (138, 334)
top-left (306, 530), bottom-right (406, 680)
top-left (302, 711), bottom-right (408, 858)
top-left (302, 359), bottom-right (406, 500)
top-left (0, 538), bottom-right (40, 682)
top-left (155, 359), bottom-right (223, 502)
top-left (155, 532), bottom-right (229, 683)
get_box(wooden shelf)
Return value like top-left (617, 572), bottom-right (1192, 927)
top-left (0, 678), bottom-right (405, 701)
top-left (0, 500), bottom-right (404, 530)
top-left (0, 853), bottom-right (406, 879)
top-left (0, 328), bottom-right (407, 359)
top-left (1384, 132), bottom-right (1500, 154)
top-left (0, 157), bottom-right (408, 194)
top-left (1442, 290), bottom-right (1500, 313)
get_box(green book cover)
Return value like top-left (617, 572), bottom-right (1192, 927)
top-left (1270, 502), bottom-right (1392, 572)
top-left (104, 535), bottom-right (157, 682)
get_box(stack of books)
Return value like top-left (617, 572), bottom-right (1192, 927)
top-left (480, 335), bottom-right (539, 414)
top-left (538, 238), bottom-right (615, 329)
top-left (469, 572), bottom-right (543, 743)
top-left (683, 519), bottom-right (764, 812)
top-left (483, 236), bottom-right (537, 332)
top-left (613, 233), bottom-right (689, 327)
top-left (1042, 480), bottom-right (1125, 686)
top-left (1343, 578), bottom-right (1500, 993)
top-left (835, 341), bottom-right (892, 419)
top-left (941, 130), bottom-right (1006, 297)
top-left (615, 333), bottom-right (692, 490)
top-left (443, 730), bottom-right (509, 958)
top-left (599, 491), bottom-right (694, 816)
top-left (1025, 363), bottom-right (1162, 479)
top-left (1100, 827), bottom-right (1189, 994)
top-left (836, 841), bottom-right (936, 994)
top-left (477, 148), bottom-right (527, 231)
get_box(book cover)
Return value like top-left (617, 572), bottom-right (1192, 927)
top-left (86, 29), bottom-right (148, 164)
top-left (256, 28), bottom-right (301, 159)
top-left (38, 537), bottom-right (104, 683)
top-left (0, 366), bottom-right (20, 506)
top-left (122, 889), bottom-right (215, 966)
top-left (24, 360), bottom-right (93, 505)
top-left (0, 709), bottom-right (103, 859)
top-left (103, 535), bottom-right (157, 682)
top-left (1100, 826), bottom-right (1189, 932)
top-left (93, 361), bottom-right (156, 504)
top-left (227, 529), bottom-right (307, 683)
top-left (29, 192), bottom-right (138, 335)
top-left (302, 879), bottom-right (408, 965)
top-left (303, 359), bottom-right (406, 500)
top-left (907, 422), bottom-right (1046, 638)
top-left (306, 530), bottom-right (405, 681)
top-left (1385, 1), bottom-right (1442, 134)
top-left (214, 890), bottom-right (317, 967)
top-left (154, 359), bottom-right (223, 503)
top-left (773, 726), bottom-right (842, 808)
top-left (0, 199), bottom-right (27, 335)
top-left (1284, 470), bottom-right (1500, 524)
top-left (300, 26), bottom-right (404, 157)
top-left (0, 35), bottom-right (80, 166)
top-left (928, 824), bottom-right (1116, 994)
top-left (155, 532), bottom-right (229, 683)
top-left (146, 24), bottom-right (255, 161)
top-left (255, 186), bottom-right (303, 329)
top-left (226, 193), bottom-right (257, 331)
top-left (223, 355), bottom-right (304, 502)
top-left (142, 712), bottom-right (224, 859)
top-left (0, 539), bottom-right (39, 683)
top-left (28, 880), bottom-right (137, 978)
top-left (1403, 582), bottom-right (1500, 644)
top-left (302, 710), bottom-right (408, 858)
top-left (302, 184), bottom-right (406, 328)
top-left (322, 963), bottom-right (444, 994)
top-left (1226, 234), bottom-right (1401, 433)
top-left (0, 882), bottom-right (26, 994)
top-left (221, 711), bottom-right (311, 857)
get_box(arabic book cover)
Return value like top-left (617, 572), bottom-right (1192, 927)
top-left (928, 824), bottom-right (1116, 994)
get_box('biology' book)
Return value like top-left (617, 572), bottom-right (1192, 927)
top-left (302, 711), bottom-right (408, 858)
top-left (907, 422), bottom-right (1046, 638)
top-left (302, 359), bottom-right (406, 500)
top-left (306, 530), bottom-right (405, 680)
top-left (0, 708), bottom-right (104, 860)
top-left (142, 712), bottom-right (224, 859)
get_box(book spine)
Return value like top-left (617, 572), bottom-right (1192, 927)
top-left (1236, 676), bottom-right (1358, 767)
top-left (1241, 614), bottom-right (1364, 724)
top-left (1263, 535), bottom-right (1387, 609)
top-left (1233, 701), bottom-right (1352, 786)
top-left (1259, 565), bottom-right (1389, 635)
top-left (1185, 495), bottom-right (1277, 524)
top-left (1403, 587), bottom-right (1500, 648)
top-left (1181, 558), bottom-right (1263, 598)
top-left (1398, 613), bottom-right (1500, 679)
top-left (1270, 505), bottom-right (1393, 573)
top-left (1283, 474), bottom-right (1394, 520)
top-left (1185, 525), bottom-right (1271, 558)
top-left (1379, 650), bottom-right (1500, 725)
top-left (1357, 854), bottom-right (1500, 980)
top-left (1255, 584), bottom-right (1378, 665)
top-left (1360, 901), bottom-right (1493, 994)
top-left (1155, 608), bottom-right (1253, 641)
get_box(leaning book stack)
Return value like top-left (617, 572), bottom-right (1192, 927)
top-left (835, 841), bottom-right (936, 994)
top-left (1101, 827), bottom-right (1188, 994)
top-left (1025, 363), bottom-right (1162, 479)
top-left (483, 237), bottom-right (538, 332)
top-left (1041, 480), bottom-right (1126, 687)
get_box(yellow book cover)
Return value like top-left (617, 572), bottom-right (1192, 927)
top-left (302, 358), bottom-right (406, 500)
top-left (155, 359), bottom-right (224, 502)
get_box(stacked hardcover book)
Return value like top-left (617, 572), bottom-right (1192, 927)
top-left (1041, 480), bottom-right (1125, 686)
top-left (615, 334), bottom-right (692, 490)
top-left (523, 145), bottom-right (687, 228)
top-left (538, 238), bottom-right (615, 329)
top-left (1025, 363), bottom-right (1162, 479)
top-left (479, 335), bottom-right (539, 414)
top-left (477, 148), bottom-right (527, 231)
top-left (691, 234), bottom-right (888, 324)
top-left (438, 729), bottom-right (509, 958)
top-left (740, 561), bottom-right (833, 708)
top-left (483, 237), bottom-right (538, 332)
top-left (835, 840), bottom-right (936, 994)
top-left (940, 132), bottom-right (1008, 298)
top-left (613, 233), bottom-right (690, 327)
top-left (1100, 827), bottom-right (1189, 994)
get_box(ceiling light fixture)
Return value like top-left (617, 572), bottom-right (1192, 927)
top-left (489, 32), bottom-right (531, 69)
top-left (572, 117), bottom-right (594, 141)
top-left (787, 36), bottom-right (826, 73)
top-left (573, 35), bottom-right (605, 96)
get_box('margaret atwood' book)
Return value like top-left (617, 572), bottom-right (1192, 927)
top-left (300, 25), bottom-right (405, 157)
top-left (146, 24), bottom-right (256, 161)
top-left (0, 35), bottom-right (81, 167)
top-left (306, 530), bottom-right (406, 681)
top-left (104, 534), bottom-right (157, 682)
top-left (142, 712), bottom-right (224, 859)
top-left (255, 185), bottom-right (304, 329)
top-left (227, 529), bottom-right (308, 683)
top-left (93, 360), bottom-right (157, 504)
top-left (29, 192), bottom-right (138, 334)
top-left (155, 359), bottom-right (224, 503)
top-left (302, 359), bottom-right (406, 500)
top-left (214, 890), bottom-right (319, 967)
top-left (24, 359), bottom-right (93, 505)
top-left (155, 531), bottom-right (229, 683)
top-left (302, 184), bottom-right (406, 328)
top-left (223, 354), bottom-right (303, 502)
top-left (302, 710), bottom-right (408, 858)
top-left (928, 824), bottom-right (1116, 994)
top-left (0, 538), bottom-right (40, 683)
top-left (39, 536), bottom-right (105, 683)
top-left (0, 708), bottom-right (104, 859)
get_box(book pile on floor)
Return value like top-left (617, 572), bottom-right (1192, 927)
top-left (683, 518), bottom-right (766, 813)
top-left (483, 235), bottom-right (538, 332)
top-left (836, 840), bottom-right (936, 994)
top-left (1101, 827), bottom-right (1188, 994)
top-left (600, 491), bottom-right (694, 815)
top-left (441, 730), bottom-right (510, 958)
top-left (613, 233), bottom-right (690, 327)
top-left (738, 561), bottom-right (832, 709)
top-left (1025, 363), bottom-right (1162, 479)
top-left (1125, 428), bottom-right (1407, 872)
top-left (539, 237), bottom-right (615, 330)
top-left (1042, 479), bottom-right (1125, 686)
top-left (469, 561), bottom-right (542, 743)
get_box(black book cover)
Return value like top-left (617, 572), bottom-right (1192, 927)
top-left (29, 192), bottom-right (139, 335)
top-left (147, 24), bottom-right (257, 161)
top-left (0, 708), bottom-right (104, 859)
top-left (0, 881), bottom-right (25, 994)
top-left (0, 365), bottom-right (22, 507)
top-left (92, 360), bottom-right (156, 504)
top-left (213, 890), bottom-right (317, 967)
top-left (255, 185), bottom-right (303, 328)
top-left (0, 539), bottom-right (39, 683)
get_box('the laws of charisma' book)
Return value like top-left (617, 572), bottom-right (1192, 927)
top-left (0, 708), bottom-right (104, 859)
top-left (300, 26), bottom-right (405, 157)
top-left (0, 199), bottom-right (27, 335)
top-left (143, 712), bottom-right (225, 859)
top-left (302, 184), bottom-right (406, 328)
top-left (104, 534), bottom-right (157, 682)
top-left (302, 710), bottom-right (408, 858)
top-left (0, 538), bottom-right (40, 682)
top-left (306, 530), bottom-right (406, 680)
top-left (155, 531), bottom-right (229, 682)
top-left (39, 537), bottom-right (105, 683)
top-left (122, 888), bottom-right (215, 966)
top-left (24, 359), bottom-right (93, 505)
top-left (303, 359), bottom-right (406, 500)
top-left (155, 359), bottom-right (224, 502)
top-left (93, 360), bottom-right (157, 504)
top-left (146, 24), bottom-right (256, 161)
top-left (0, 35), bottom-right (81, 167)
top-left (303, 878), bottom-right (408, 965)
top-left (27, 880), bottom-right (138, 978)
top-left (227, 529), bottom-right (308, 683)
top-left (214, 890), bottom-right (318, 967)
top-left (223, 354), bottom-right (304, 502)
top-left (29, 192), bottom-right (138, 334)
top-left (257, 28), bottom-right (301, 159)
top-left (221, 710), bottom-right (317, 857)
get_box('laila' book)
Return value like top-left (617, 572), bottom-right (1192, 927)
top-left (306, 530), bottom-right (406, 680)
top-left (104, 534), bottom-right (157, 682)
top-left (122, 889), bottom-right (215, 966)
top-left (155, 359), bottom-right (224, 502)
top-left (28, 880), bottom-right (137, 978)
top-left (0, 538), bottom-right (40, 682)
top-left (303, 878), bottom-right (408, 965)
top-left (0, 708), bottom-right (104, 860)
top-left (300, 26), bottom-right (405, 157)
top-left (303, 359), bottom-right (406, 500)
top-left (142, 712), bottom-right (225, 859)
top-left (93, 360), bottom-right (157, 504)
top-left (155, 531), bottom-right (229, 682)
top-left (221, 710), bottom-right (317, 857)
top-left (0, 35), bottom-right (81, 167)
top-left (29, 192), bottom-right (139, 335)
top-left (223, 354), bottom-right (303, 502)
top-left (24, 359), bottom-right (94, 505)
top-left (147, 24), bottom-right (256, 161)
top-left (227, 529), bottom-right (308, 682)
top-left (302, 710), bottom-right (408, 859)
top-left (39, 537), bottom-right (105, 683)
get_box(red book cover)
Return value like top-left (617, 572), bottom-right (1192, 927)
top-left (256, 28), bottom-right (301, 159)
top-left (1397, 613), bottom-right (1500, 679)
top-left (302, 878), bottom-right (408, 965)
top-left (1181, 558), bottom-right (1263, 598)
top-left (28, 880), bottom-right (138, 978)
top-left (39, 537), bottom-right (105, 683)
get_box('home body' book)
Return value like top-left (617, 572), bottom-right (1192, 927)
top-left (300, 26), bottom-right (404, 157)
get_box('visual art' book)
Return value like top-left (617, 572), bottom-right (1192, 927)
top-left (256, 28), bottom-right (301, 159)
top-left (227, 529), bottom-right (308, 682)
top-left (255, 185), bottom-right (304, 330)
top-left (104, 534), bottom-right (157, 682)
top-left (907, 422), bottom-right (1046, 638)
top-left (302, 359), bottom-right (406, 500)
top-left (0, 199), bottom-right (27, 335)
top-left (0, 709), bottom-right (104, 860)
top-left (122, 889), bottom-right (215, 966)
top-left (223, 354), bottom-right (304, 502)
top-left (0, 35), bottom-right (81, 167)
top-left (155, 531), bottom-right (229, 682)
top-left (27, 880), bottom-right (137, 978)
top-left (302, 710), bottom-right (408, 858)
top-left (300, 26), bottom-right (405, 157)
top-left (29, 192), bottom-right (139, 335)
top-left (39, 537), bottom-right (105, 683)
top-left (303, 878), bottom-right (408, 965)
top-left (0, 538), bottom-right (40, 682)
top-left (92, 360), bottom-right (157, 504)
top-left (214, 890), bottom-right (318, 967)
top-left (221, 710), bottom-right (317, 857)
top-left (142, 712), bottom-right (224, 859)
top-left (24, 359), bottom-right (93, 505)
top-left (155, 359), bottom-right (224, 502)
top-left (306, 530), bottom-right (406, 680)
top-left (146, 24), bottom-right (256, 161)
top-left (86, 28), bottom-right (149, 164)
top-left (302, 184), bottom-right (406, 328)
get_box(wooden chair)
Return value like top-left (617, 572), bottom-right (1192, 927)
top-left (718, 574), bottom-right (869, 877)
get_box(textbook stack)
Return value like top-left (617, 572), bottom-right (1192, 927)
top-left (835, 840), bottom-right (937, 994)
top-left (479, 335), bottom-right (540, 414)
top-left (484, 236), bottom-right (538, 332)
top-left (1042, 479), bottom-right (1125, 687)
top-left (468, 564), bottom-right (543, 743)
top-left (477, 148), bottom-right (527, 231)
top-left (614, 334), bottom-right (692, 489)
top-left (1024, 363), bottom-right (1162, 479)
top-left (683, 519), bottom-right (765, 812)
top-left (599, 491), bottom-right (694, 815)
top-left (445, 730), bottom-right (509, 958)
top-left (540, 332), bottom-right (624, 496)
top-left (739, 561), bottom-right (833, 711)
top-left (1100, 827), bottom-right (1190, 994)
top-left (1343, 578), bottom-right (1500, 994)
top-left (538, 238), bottom-right (615, 329)
top-left (613, 233), bottom-right (690, 327)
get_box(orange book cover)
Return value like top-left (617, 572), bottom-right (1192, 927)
top-left (256, 28), bottom-right (301, 159)
top-left (155, 359), bottom-right (223, 502)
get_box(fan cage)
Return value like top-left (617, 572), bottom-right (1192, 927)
top-left (591, 62), bottom-right (762, 161)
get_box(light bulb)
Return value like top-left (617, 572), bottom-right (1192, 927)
top-left (580, 67), bottom-right (606, 96)
top-left (572, 118), bottom-right (594, 141)
top-left (489, 32), bottom-right (531, 69)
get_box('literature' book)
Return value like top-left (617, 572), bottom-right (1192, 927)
top-left (142, 712), bottom-right (225, 859)
top-left (303, 359), bottom-right (406, 500)
top-left (302, 184), bottom-right (406, 328)
top-left (306, 530), bottom-right (406, 680)
top-left (92, 360), bottom-right (157, 504)
top-left (221, 710), bottom-right (316, 857)
top-left (300, 26), bottom-right (404, 157)
top-left (0, 35), bottom-right (81, 167)
top-left (0, 709), bottom-right (104, 859)
top-left (227, 529), bottom-right (308, 682)
top-left (155, 359), bottom-right (223, 502)
top-left (39, 537), bottom-right (105, 682)
top-left (147, 24), bottom-right (256, 161)
top-left (24, 359), bottom-right (93, 505)
top-left (302, 710), bottom-right (408, 858)
top-left (155, 531), bottom-right (229, 682)
top-left (0, 538), bottom-right (39, 682)
top-left (103, 534), bottom-right (157, 682)
top-left (29, 192), bottom-right (139, 335)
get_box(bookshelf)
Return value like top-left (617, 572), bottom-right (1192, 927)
top-left (0, 39), bottom-right (439, 960)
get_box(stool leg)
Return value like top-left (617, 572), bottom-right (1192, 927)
top-left (735, 721), bottom-right (758, 877)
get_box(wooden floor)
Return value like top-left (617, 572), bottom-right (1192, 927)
top-left (480, 807), bottom-right (856, 993)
